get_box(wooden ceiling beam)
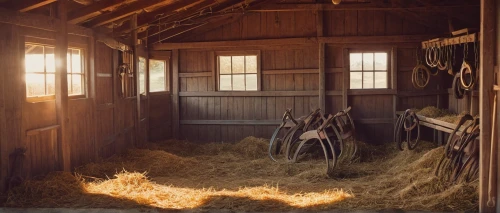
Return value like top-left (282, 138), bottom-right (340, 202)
top-left (148, 12), bottom-right (241, 44)
top-left (114, 0), bottom-right (212, 35)
top-left (13, 0), bottom-right (58, 12)
top-left (67, 0), bottom-right (126, 24)
top-left (249, 3), bottom-right (479, 12)
top-left (141, 0), bottom-right (246, 41)
top-left (152, 35), bottom-right (437, 50)
top-left (84, 0), bottom-right (176, 28)
top-left (170, 0), bottom-right (277, 42)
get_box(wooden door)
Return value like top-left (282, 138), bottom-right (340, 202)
top-left (148, 51), bottom-right (172, 141)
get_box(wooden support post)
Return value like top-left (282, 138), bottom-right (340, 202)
top-left (55, 0), bottom-right (70, 171)
top-left (319, 42), bottom-right (326, 112)
top-left (172, 49), bottom-right (180, 139)
top-left (391, 47), bottom-right (398, 125)
top-left (342, 48), bottom-right (349, 109)
top-left (0, 27), bottom-right (7, 191)
top-left (479, 0), bottom-right (496, 211)
top-left (131, 14), bottom-right (141, 146)
top-left (88, 34), bottom-right (98, 161)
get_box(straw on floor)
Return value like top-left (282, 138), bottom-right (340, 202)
top-left (3, 136), bottom-right (478, 212)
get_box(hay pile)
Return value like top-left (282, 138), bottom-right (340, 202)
top-left (415, 106), bottom-right (479, 125)
top-left (2, 137), bottom-right (478, 212)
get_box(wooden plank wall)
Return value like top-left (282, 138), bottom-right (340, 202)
top-left (173, 10), bottom-right (452, 144)
top-left (0, 20), bottom-right (136, 189)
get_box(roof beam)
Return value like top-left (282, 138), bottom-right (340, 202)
top-left (147, 0), bottom-right (270, 43)
top-left (84, 0), bottom-right (175, 28)
top-left (142, 0), bottom-right (246, 41)
top-left (12, 0), bottom-right (58, 12)
top-left (114, 0), bottom-right (212, 35)
top-left (152, 35), bottom-right (437, 50)
top-left (249, 3), bottom-right (479, 12)
top-left (67, 0), bottom-right (125, 24)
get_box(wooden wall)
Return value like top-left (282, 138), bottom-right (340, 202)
top-left (169, 10), bottom-right (451, 144)
top-left (0, 15), bottom-right (137, 190)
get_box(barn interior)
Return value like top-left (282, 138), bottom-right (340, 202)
top-left (0, 0), bottom-right (497, 212)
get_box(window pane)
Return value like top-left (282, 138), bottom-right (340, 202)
top-left (219, 56), bottom-right (231, 74)
top-left (71, 49), bottom-right (82, 74)
top-left (363, 72), bottom-right (374, 88)
top-left (245, 56), bottom-right (257, 73)
top-left (232, 56), bottom-right (245, 74)
top-left (47, 74), bottom-right (55, 95)
top-left (139, 57), bottom-right (146, 94)
top-left (350, 72), bottom-right (362, 89)
top-left (232, 74), bottom-right (245, 90)
top-left (374, 72), bottom-right (387, 88)
top-left (45, 47), bottom-right (55, 73)
top-left (149, 59), bottom-right (166, 92)
top-left (26, 73), bottom-right (45, 97)
top-left (25, 45), bottom-right (44, 73)
top-left (70, 74), bottom-right (83, 95)
top-left (350, 53), bottom-right (362, 71)
top-left (363, 53), bottom-right (374, 70)
top-left (374, 53), bottom-right (387, 70)
top-left (67, 50), bottom-right (72, 73)
top-left (246, 74), bottom-right (257, 91)
top-left (220, 75), bottom-right (232, 90)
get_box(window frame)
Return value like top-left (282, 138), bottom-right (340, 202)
top-left (348, 48), bottom-right (392, 90)
top-left (24, 37), bottom-right (88, 102)
top-left (215, 50), bottom-right (261, 92)
top-left (148, 51), bottom-right (170, 95)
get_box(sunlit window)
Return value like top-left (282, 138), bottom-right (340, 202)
top-left (218, 54), bottom-right (258, 91)
top-left (139, 57), bottom-right (146, 94)
top-left (349, 52), bottom-right (388, 89)
top-left (149, 59), bottom-right (167, 92)
top-left (67, 48), bottom-right (84, 96)
top-left (25, 43), bottom-right (85, 99)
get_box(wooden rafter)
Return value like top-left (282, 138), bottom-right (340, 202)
top-left (114, 0), bottom-right (213, 35)
top-left (172, 0), bottom-right (275, 42)
top-left (67, 0), bottom-right (126, 24)
top-left (84, 0), bottom-right (176, 28)
top-left (147, 0), bottom-right (269, 44)
top-left (142, 0), bottom-right (247, 41)
top-left (10, 0), bottom-right (58, 12)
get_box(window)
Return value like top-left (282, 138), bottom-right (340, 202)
top-left (217, 52), bottom-right (259, 91)
top-left (67, 48), bottom-right (84, 96)
top-left (349, 52), bottom-right (388, 89)
top-left (25, 44), bottom-right (55, 97)
top-left (139, 57), bottom-right (146, 94)
top-left (149, 59), bottom-right (167, 92)
top-left (25, 42), bottom-right (85, 100)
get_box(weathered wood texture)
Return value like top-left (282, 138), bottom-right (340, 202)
top-left (0, 21), bottom-right (136, 190)
top-left (173, 10), bottom-right (443, 144)
top-left (185, 10), bottom-right (430, 42)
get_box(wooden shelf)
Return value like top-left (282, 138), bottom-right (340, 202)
top-left (421, 33), bottom-right (479, 49)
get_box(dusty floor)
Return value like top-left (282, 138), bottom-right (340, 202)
top-left (1, 137), bottom-right (478, 212)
